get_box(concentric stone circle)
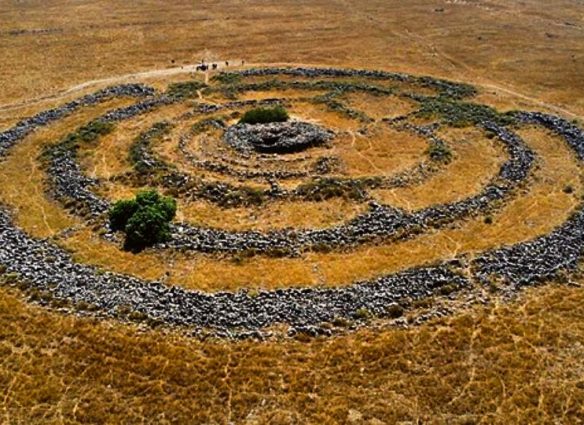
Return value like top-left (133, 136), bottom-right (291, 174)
top-left (0, 66), bottom-right (583, 339)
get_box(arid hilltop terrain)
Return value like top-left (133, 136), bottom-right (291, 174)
top-left (0, 1), bottom-right (583, 424)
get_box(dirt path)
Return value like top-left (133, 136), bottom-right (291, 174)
top-left (0, 59), bottom-right (240, 113)
top-left (348, 130), bottom-right (385, 175)
top-left (398, 30), bottom-right (583, 120)
top-left (0, 61), bottom-right (581, 121)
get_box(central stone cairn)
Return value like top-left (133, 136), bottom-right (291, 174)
top-left (223, 121), bottom-right (334, 154)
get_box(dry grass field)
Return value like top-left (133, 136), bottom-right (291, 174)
top-left (1, 1), bottom-right (584, 424)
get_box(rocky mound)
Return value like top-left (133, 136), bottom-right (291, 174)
top-left (223, 121), bottom-right (334, 154)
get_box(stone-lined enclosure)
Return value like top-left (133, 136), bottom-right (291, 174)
top-left (1, 67), bottom-right (583, 338)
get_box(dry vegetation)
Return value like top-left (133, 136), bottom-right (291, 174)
top-left (1, 282), bottom-right (583, 424)
top-left (1, 0), bottom-right (583, 423)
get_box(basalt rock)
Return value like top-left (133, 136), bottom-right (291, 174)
top-left (223, 121), bottom-right (334, 154)
top-left (1, 73), bottom-right (583, 338)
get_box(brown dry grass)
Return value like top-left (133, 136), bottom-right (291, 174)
top-left (177, 199), bottom-right (368, 232)
top-left (1, 0), bottom-right (584, 422)
top-left (342, 92), bottom-right (417, 121)
top-left (238, 89), bottom-right (328, 101)
top-left (0, 97), bottom-right (134, 238)
top-left (333, 126), bottom-right (428, 178)
top-left (372, 127), bottom-right (503, 209)
top-left (1, 281), bottom-right (583, 424)
top-left (0, 0), bottom-right (582, 117)
top-left (80, 103), bottom-right (193, 179)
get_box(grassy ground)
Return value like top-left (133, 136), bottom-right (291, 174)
top-left (0, 0), bottom-right (582, 116)
top-left (1, 281), bottom-right (583, 424)
top-left (1, 0), bottom-right (584, 423)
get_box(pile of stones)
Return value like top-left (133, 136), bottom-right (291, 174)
top-left (195, 98), bottom-right (288, 115)
top-left (223, 121), bottom-right (334, 154)
top-left (45, 146), bottom-right (110, 218)
top-left (43, 96), bottom-right (176, 218)
top-left (472, 112), bottom-right (584, 287)
top-left (130, 113), bottom-right (449, 203)
top-left (159, 121), bottom-right (535, 255)
top-left (227, 66), bottom-right (477, 99)
top-left (179, 120), bottom-right (313, 180)
top-left (0, 206), bottom-right (467, 336)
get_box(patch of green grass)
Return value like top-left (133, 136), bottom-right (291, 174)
top-left (44, 120), bottom-right (115, 156)
top-left (167, 80), bottom-right (207, 99)
top-left (417, 97), bottom-right (514, 127)
top-left (211, 73), bottom-right (242, 85)
top-left (426, 141), bottom-right (453, 163)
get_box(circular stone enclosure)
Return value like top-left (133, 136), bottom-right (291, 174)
top-left (0, 66), bottom-right (583, 340)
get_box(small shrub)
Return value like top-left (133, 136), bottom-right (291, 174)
top-left (563, 185), bottom-right (574, 194)
top-left (412, 298), bottom-right (433, 309)
top-left (354, 307), bottom-right (373, 320)
top-left (167, 80), bottom-right (207, 99)
top-left (239, 106), bottom-right (289, 124)
top-left (124, 206), bottom-right (172, 248)
top-left (68, 121), bottom-right (113, 147)
top-left (109, 190), bottom-right (177, 250)
top-left (438, 283), bottom-right (458, 296)
top-left (76, 120), bottom-right (114, 143)
top-left (386, 304), bottom-right (405, 318)
top-left (332, 316), bottom-right (352, 328)
top-left (128, 310), bottom-right (149, 321)
top-left (76, 300), bottom-right (98, 312)
top-left (484, 215), bottom-right (493, 225)
top-left (3, 272), bottom-right (19, 284)
top-left (45, 120), bottom-right (114, 156)
top-left (426, 142), bottom-right (453, 163)
top-left (312, 242), bottom-right (333, 254)
top-left (109, 199), bottom-right (139, 231)
top-left (222, 187), bottom-right (265, 207)
top-left (295, 178), bottom-right (367, 201)
top-left (211, 73), bottom-right (242, 85)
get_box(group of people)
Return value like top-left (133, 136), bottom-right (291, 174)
top-left (195, 59), bottom-right (245, 72)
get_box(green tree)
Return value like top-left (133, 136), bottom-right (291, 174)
top-left (109, 199), bottom-right (138, 231)
top-left (109, 190), bottom-right (177, 250)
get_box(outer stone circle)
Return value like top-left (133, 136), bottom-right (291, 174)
top-left (1, 69), bottom-right (583, 338)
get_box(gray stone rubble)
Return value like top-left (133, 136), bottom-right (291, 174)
top-left (229, 67), bottom-right (477, 99)
top-left (163, 121), bottom-right (536, 254)
top-left (0, 71), bottom-right (582, 337)
top-left (43, 117), bottom-right (534, 255)
top-left (223, 121), bottom-right (334, 154)
top-left (44, 95), bottom-right (176, 218)
top-left (0, 84), bottom-right (154, 157)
